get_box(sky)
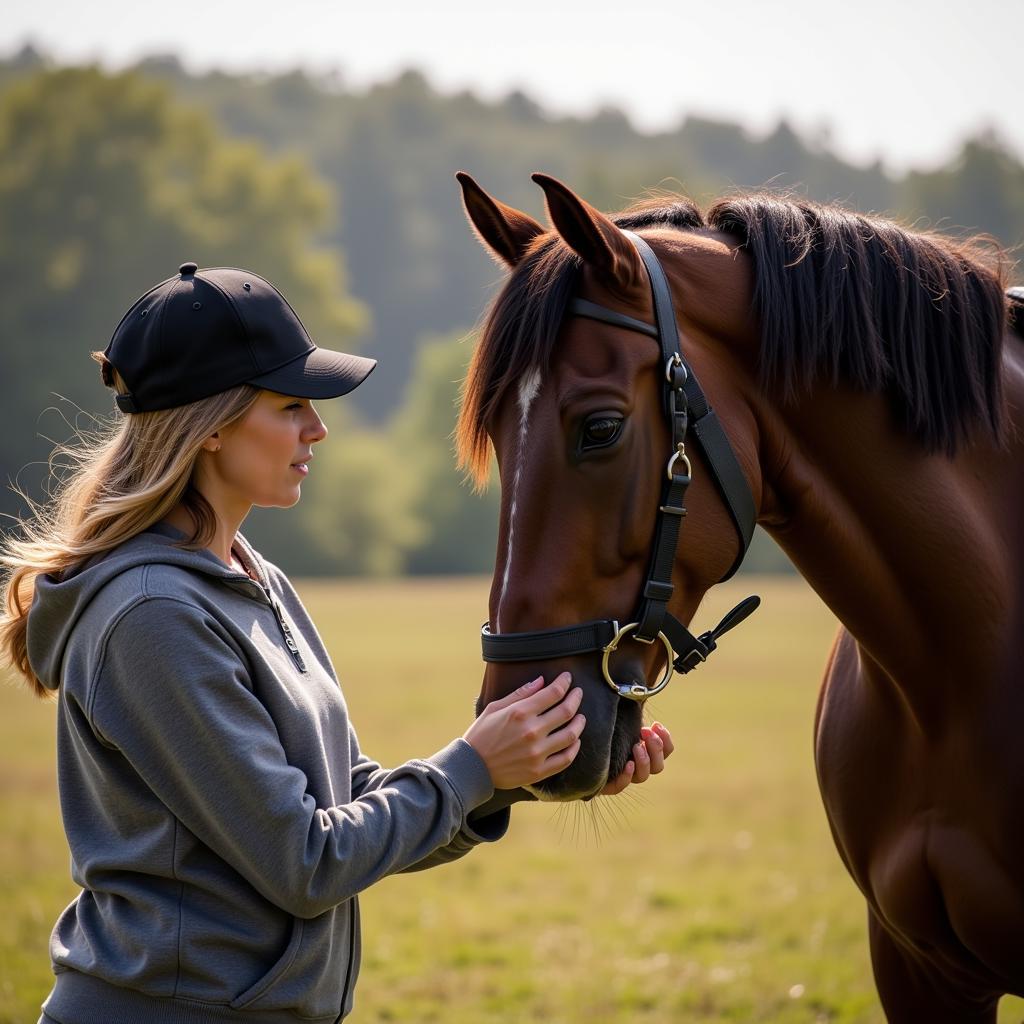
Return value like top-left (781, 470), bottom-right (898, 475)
top-left (4, 0), bottom-right (1020, 174)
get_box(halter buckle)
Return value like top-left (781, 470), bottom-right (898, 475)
top-left (601, 622), bottom-right (674, 701)
top-left (676, 647), bottom-right (708, 673)
top-left (665, 352), bottom-right (687, 386)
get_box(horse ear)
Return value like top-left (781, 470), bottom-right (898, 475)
top-left (531, 173), bottom-right (644, 291)
top-left (456, 172), bottom-right (545, 268)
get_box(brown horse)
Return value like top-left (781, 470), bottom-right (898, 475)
top-left (454, 172), bottom-right (1024, 1021)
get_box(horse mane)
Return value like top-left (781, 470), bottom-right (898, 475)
top-left (705, 195), bottom-right (1009, 457)
top-left (457, 192), bottom-right (1011, 486)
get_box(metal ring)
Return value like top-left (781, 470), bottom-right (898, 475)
top-left (665, 352), bottom-right (686, 385)
top-left (601, 622), bottom-right (675, 701)
top-left (666, 446), bottom-right (692, 481)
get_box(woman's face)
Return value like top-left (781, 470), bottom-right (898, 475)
top-left (204, 390), bottom-right (328, 511)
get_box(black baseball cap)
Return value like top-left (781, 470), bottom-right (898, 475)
top-left (103, 261), bottom-right (376, 413)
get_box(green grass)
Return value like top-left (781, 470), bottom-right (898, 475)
top-left (2, 576), bottom-right (1022, 1023)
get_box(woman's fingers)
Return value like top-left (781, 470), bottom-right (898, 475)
top-left (483, 674), bottom-right (545, 712)
top-left (464, 673), bottom-right (584, 790)
top-left (536, 681), bottom-right (583, 731)
top-left (535, 736), bottom-right (582, 781)
top-left (473, 678), bottom-right (673, 794)
top-left (632, 738), bottom-right (651, 783)
top-left (484, 671), bottom-right (573, 713)
top-left (599, 760), bottom-right (635, 796)
top-left (599, 721), bottom-right (675, 796)
top-left (539, 711), bottom-right (586, 756)
top-left (512, 671), bottom-right (574, 716)
top-left (652, 721), bottom-right (674, 758)
top-left (642, 726), bottom-right (664, 774)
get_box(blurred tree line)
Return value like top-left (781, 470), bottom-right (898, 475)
top-left (0, 44), bottom-right (1021, 576)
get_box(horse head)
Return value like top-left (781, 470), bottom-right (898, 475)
top-left (456, 172), bottom-right (764, 801)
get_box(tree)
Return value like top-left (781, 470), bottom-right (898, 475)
top-left (898, 131), bottom-right (1024, 250)
top-left (389, 330), bottom-right (500, 575)
top-left (0, 67), bottom-right (365, 556)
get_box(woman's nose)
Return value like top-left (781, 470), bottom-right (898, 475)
top-left (304, 409), bottom-right (328, 443)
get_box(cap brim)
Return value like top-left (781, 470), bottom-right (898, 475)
top-left (246, 346), bottom-right (377, 399)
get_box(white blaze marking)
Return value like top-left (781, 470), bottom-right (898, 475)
top-left (496, 367), bottom-right (542, 633)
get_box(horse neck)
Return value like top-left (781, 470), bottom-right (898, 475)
top-left (751, 353), bottom-right (1024, 702)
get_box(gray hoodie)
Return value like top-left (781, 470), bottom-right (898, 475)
top-left (27, 521), bottom-right (507, 1024)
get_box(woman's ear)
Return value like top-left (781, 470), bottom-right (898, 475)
top-left (456, 171), bottom-right (546, 268)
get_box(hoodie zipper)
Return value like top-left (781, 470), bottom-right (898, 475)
top-left (270, 595), bottom-right (307, 674)
top-left (233, 561), bottom-right (308, 675)
top-left (337, 897), bottom-right (358, 1023)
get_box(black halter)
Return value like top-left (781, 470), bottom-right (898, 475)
top-left (480, 231), bottom-right (760, 700)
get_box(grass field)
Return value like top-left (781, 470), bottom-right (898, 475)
top-left (2, 575), bottom-right (1022, 1023)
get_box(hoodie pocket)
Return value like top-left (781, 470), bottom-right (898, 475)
top-left (229, 918), bottom-right (304, 1010)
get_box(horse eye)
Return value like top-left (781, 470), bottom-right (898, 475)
top-left (581, 416), bottom-right (623, 451)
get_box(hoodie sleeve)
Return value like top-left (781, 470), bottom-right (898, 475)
top-left (348, 724), bottom-right (511, 869)
top-left (89, 596), bottom-right (498, 919)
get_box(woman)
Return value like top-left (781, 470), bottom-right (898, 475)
top-left (1, 262), bottom-right (673, 1024)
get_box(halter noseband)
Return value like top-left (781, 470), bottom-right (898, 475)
top-left (480, 231), bottom-right (760, 701)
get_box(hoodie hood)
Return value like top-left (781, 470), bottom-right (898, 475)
top-left (27, 521), bottom-right (267, 691)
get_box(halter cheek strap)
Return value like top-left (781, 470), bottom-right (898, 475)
top-left (480, 230), bottom-right (761, 701)
top-left (572, 233), bottom-right (757, 581)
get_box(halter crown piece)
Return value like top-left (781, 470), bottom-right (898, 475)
top-left (480, 231), bottom-right (761, 701)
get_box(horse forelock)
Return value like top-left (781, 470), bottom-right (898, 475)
top-left (456, 236), bottom-right (578, 488)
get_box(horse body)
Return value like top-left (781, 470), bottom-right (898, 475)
top-left (456, 172), bottom-right (1024, 1018)
top-left (779, 353), bottom-right (1024, 1012)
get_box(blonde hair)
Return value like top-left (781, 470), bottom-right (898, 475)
top-left (0, 353), bottom-right (261, 698)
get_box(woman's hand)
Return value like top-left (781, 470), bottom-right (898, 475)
top-left (464, 672), bottom-right (584, 791)
top-left (600, 721), bottom-right (674, 796)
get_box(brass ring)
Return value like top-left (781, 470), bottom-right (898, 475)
top-left (601, 622), bottom-right (675, 701)
top-left (666, 447), bottom-right (692, 481)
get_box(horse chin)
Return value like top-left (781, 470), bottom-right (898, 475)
top-left (525, 690), bottom-right (643, 802)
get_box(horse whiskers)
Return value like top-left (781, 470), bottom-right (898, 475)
top-left (546, 786), bottom-right (647, 847)
top-left (549, 801), bottom-right (579, 847)
top-left (549, 801), bottom-right (597, 847)
top-left (576, 800), bottom-right (602, 845)
top-left (589, 798), bottom-right (615, 843)
top-left (597, 789), bottom-right (637, 830)
top-left (594, 790), bottom-right (640, 839)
